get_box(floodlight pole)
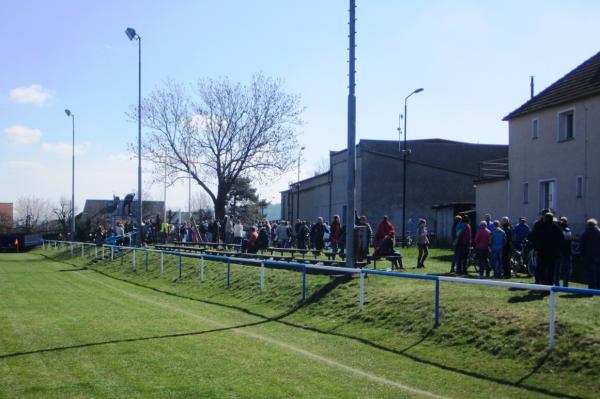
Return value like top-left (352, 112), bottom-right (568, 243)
top-left (125, 27), bottom-right (143, 246)
top-left (69, 112), bottom-right (75, 242)
top-left (345, 0), bottom-right (357, 268)
top-left (296, 146), bottom-right (305, 221)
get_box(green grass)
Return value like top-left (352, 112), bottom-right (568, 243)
top-left (1, 246), bottom-right (599, 398)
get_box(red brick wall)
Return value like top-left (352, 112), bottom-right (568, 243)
top-left (0, 203), bottom-right (14, 228)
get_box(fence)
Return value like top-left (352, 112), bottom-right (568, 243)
top-left (42, 240), bottom-right (600, 351)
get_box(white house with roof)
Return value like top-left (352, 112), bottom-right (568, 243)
top-left (476, 50), bottom-right (600, 233)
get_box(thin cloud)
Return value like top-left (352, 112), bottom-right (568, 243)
top-left (9, 84), bottom-right (51, 104)
top-left (108, 153), bottom-right (133, 162)
top-left (42, 141), bottom-right (92, 157)
top-left (4, 125), bottom-right (43, 145)
top-left (0, 160), bottom-right (44, 170)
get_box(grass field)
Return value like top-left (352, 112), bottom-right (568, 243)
top-left (1, 246), bottom-right (599, 398)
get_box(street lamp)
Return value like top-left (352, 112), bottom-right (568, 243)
top-left (296, 146), bottom-right (305, 221)
top-left (125, 27), bottom-right (143, 246)
top-left (64, 109), bottom-right (75, 242)
top-left (401, 87), bottom-right (423, 247)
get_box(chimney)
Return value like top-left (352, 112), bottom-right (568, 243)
top-left (530, 76), bottom-right (535, 99)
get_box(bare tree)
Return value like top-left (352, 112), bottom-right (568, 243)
top-left (52, 196), bottom-right (72, 238)
top-left (135, 74), bottom-right (303, 219)
top-left (15, 196), bottom-right (50, 233)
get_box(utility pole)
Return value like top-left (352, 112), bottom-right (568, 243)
top-left (345, 0), bottom-right (357, 268)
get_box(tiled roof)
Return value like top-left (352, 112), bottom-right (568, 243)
top-left (504, 50), bottom-right (600, 120)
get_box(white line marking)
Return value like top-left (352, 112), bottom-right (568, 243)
top-left (73, 270), bottom-right (450, 399)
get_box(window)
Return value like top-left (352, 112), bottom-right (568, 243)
top-left (523, 182), bottom-right (529, 204)
top-left (558, 109), bottom-right (575, 141)
top-left (532, 119), bottom-right (539, 139)
top-left (539, 180), bottom-right (556, 211)
top-left (576, 176), bottom-right (584, 198)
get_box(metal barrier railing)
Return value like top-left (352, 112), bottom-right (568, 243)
top-left (41, 240), bottom-right (600, 351)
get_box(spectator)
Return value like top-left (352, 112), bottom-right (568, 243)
top-left (534, 212), bottom-right (565, 285)
top-left (456, 215), bottom-right (472, 275)
top-left (310, 217), bottom-right (327, 251)
top-left (374, 234), bottom-right (403, 270)
top-left (242, 227), bottom-right (259, 254)
top-left (416, 219), bottom-right (429, 268)
top-left (474, 221), bottom-right (491, 277)
top-left (489, 220), bottom-right (506, 278)
top-left (501, 216), bottom-right (513, 278)
top-left (555, 217), bottom-right (573, 287)
top-left (513, 217), bottom-right (530, 249)
top-left (224, 216), bottom-right (234, 244)
top-left (211, 219), bottom-right (221, 243)
top-left (296, 221), bottom-right (310, 249)
top-left (355, 212), bottom-right (373, 259)
top-left (450, 215), bottom-right (464, 273)
top-left (256, 225), bottom-right (270, 252)
top-left (233, 219), bottom-right (244, 245)
top-left (484, 213), bottom-right (494, 231)
top-left (276, 221), bottom-right (291, 248)
top-left (330, 215), bottom-right (342, 256)
top-left (579, 218), bottom-right (600, 290)
top-left (374, 216), bottom-right (395, 251)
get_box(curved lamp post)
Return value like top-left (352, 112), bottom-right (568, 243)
top-left (65, 109), bottom-right (75, 241)
top-left (125, 27), bottom-right (143, 246)
top-left (401, 88), bottom-right (423, 247)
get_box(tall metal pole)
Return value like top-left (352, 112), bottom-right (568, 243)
top-left (402, 99), bottom-right (408, 247)
top-left (188, 173), bottom-right (191, 222)
top-left (71, 114), bottom-right (75, 242)
top-left (163, 158), bottom-right (167, 222)
top-left (401, 88), bottom-right (423, 247)
top-left (137, 36), bottom-right (143, 246)
top-left (345, 0), bottom-right (357, 268)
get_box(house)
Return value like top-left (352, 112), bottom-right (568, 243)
top-left (476, 50), bottom-right (600, 233)
top-left (281, 138), bottom-right (508, 243)
top-left (0, 203), bottom-right (13, 231)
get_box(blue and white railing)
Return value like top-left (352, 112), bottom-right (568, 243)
top-left (42, 239), bottom-right (600, 351)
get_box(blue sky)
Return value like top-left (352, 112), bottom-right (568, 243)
top-left (2, 0), bottom-right (600, 212)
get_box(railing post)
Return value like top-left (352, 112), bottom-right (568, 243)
top-left (359, 271), bottom-right (365, 310)
top-left (111, 246), bottom-right (114, 261)
top-left (434, 279), bottom-right (440, 327)
top-left (71, 243), bottom-right (74, 257)
top-left (81, 243), bottom-right (84, 257)
top-left (302, 265), bottom-right (307, 302)
top-left (160, 252), bottom-right (164, 274)
top-left (145, 249), bottom-right (148, 272)
top-left (133, 248), bottom-right (137, 271)
top-left (178, 255), bottom-right (183, 279)
top-left (200, 256), bottom-right (205, 281)
top-left (549, 289), bottom-right (556, 351)
top-left (260, 261), bottom-right (265, 292)
top-left (95, 246), bottom-right (98, 258)
top-left (227, 258), bottom-right (231, 288)
top-left (102, 246), bottom-right (105, 260)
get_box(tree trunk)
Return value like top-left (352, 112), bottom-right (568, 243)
top-left (214, 192), bottom-right (227, 220)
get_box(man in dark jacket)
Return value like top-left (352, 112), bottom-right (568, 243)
top-left (532, 213), bottom-right (564, 285)
top-left (310, 217), bottom-right (327, 250)
top-left (501, 217), bottom-right (513, 278)
top-left (580, 218), bottom-right (600, 289)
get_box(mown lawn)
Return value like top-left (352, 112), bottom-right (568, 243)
top-left (1, 246), bottom-right (599, 398)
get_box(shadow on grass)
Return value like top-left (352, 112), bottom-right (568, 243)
top-left (507, 290), bottom-right (548, 303)
top-left (35, 252), bottom-right (585, 399)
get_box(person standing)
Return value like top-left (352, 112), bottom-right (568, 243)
top-left (501, 216), bottom-right (513, 278)
top-left (489, 220), bottom-right (506, 278)
top-left (310, 217), bottom-right (327, 251)
top-left (579, 218), bottom-right (600, 290)
top-left (457, 215), bottom-right (472, 274)
top-left (513, 217), bottom-right (530, 250)
top-left (556, 217), bottom-right (573, 287)
top-left (233, 219), bottom-right (244, 245)
top-left (416, 219), bottom-right (429, 268)
top-left (374, 216), bottom-right (395, 251)
top-left (535, 213), bottom-right (564, 285)
top-left (330, 215), bottom-right (342, 256)
top-left (474, 221), bottom-right (491, 277)
top-left (451, 215), bottom-right (464, 273)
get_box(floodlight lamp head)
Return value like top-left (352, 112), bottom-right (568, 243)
top-left (65, 109), bottom-right (72, 117)
top-left (414, 88), bottom-right (424, 94)
top-left (125, 27), bottom-right (137, 40)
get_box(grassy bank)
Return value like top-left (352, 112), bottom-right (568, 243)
top-left (1, 247), bottom-right (599, 398)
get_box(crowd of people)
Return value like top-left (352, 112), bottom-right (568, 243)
top-left (90, 207), bottom-right (600, 289)
top-left (452, 209), bottom-right (600, 289)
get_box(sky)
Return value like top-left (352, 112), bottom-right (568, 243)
top-left (2, 0), bottom-right (600, 214)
